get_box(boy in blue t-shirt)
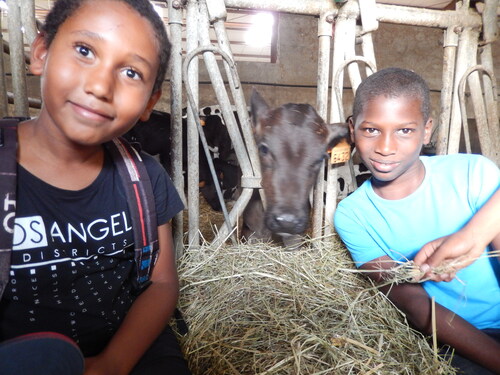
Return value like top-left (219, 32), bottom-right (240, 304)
top-left (0, 0), bottom-right (191, 374)
top-left (334, 67), bottom-right (500, 374)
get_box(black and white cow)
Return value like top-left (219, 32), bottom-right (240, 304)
top-left (123, 109), bottom-right (239, 211)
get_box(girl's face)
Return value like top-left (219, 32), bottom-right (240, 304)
top-left (30, 0), bottom-right (161, 146)
top-left (350, 95), bottom-right (433, 198)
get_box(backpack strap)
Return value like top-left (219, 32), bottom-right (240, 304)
top-left (104, 137), bottom-right (159, 293)
top-left (0, 119), bottom-right (21, 300)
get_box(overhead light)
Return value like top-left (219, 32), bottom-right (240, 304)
top-left (0, 1), bottom-right (8, 11)
top-left (245, 12), bottom-right (274, 47)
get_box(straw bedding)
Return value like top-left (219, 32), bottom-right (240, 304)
top-left (174, 236), bottom-right (456, 374)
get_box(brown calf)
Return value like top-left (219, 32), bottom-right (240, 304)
top-left (242, 90), bottom-right (349, 246)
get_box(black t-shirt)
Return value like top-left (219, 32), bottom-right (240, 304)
top-left (0, 149), bottom-right (183, 356)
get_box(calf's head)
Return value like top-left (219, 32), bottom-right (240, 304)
top-left (251, 90), bottom-right (349, 236)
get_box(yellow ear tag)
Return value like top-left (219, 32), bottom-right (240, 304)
top-left (330, 138), bottom-right (351, 164)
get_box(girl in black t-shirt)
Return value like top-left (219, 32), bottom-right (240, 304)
top-left (0, 1), bottom-right (190, 374)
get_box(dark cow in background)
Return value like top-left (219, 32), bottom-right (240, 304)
top-left (243, 90), bottom-right (349, 246)
top-left (123, 109), bottom-right (239, 211)
top-left (123, 110), bottom-right (172, 173)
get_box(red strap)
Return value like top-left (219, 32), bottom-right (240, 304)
top-left (105, 138), bottom-right (159, 292)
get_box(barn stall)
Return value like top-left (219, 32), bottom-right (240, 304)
top-left (1, 0), bottom-right (499, 373)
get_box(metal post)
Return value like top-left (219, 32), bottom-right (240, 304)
top-left (458, 65), bottom-right (496, 161)
top-left (478, 0), bottom-right (500, 164)
top-left (208, 0), bottom-right (262, 180)
top-left (436, 26), bottom-right (459, 155)
top-left (186, 0), bottom-right (200, 248)
top-left (447, 27), bottom-right (479, 155)
top-left (312, 10), bottom-right (335, 239)
top-left (0, 12), bottom-right (9, 117)
top-left (168, 0), bottom-right (185, 257)
top-left (324, 7), bottom-right (351, 236)
top-left (198, 1), bottom-right (253, 177)
top-left (6, 0), bottom-right (28, 116)
top-left (19, 0), bottom-right (37, 46)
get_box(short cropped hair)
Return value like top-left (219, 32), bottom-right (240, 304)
top-left (352, 67), bottom-right (431, 124)
top-left (42, 0), bottom-right (170, 93)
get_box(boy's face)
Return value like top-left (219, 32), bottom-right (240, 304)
top-left (30, 0), bottom-right (161, 146)
top-left (350, 95), bottom-right (432, 189)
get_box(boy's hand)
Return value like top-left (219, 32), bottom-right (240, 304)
top-left (414, 231), bottom-right (482, 282)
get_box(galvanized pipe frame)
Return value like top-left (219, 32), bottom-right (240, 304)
top-left (0, 14), bottom-right (8, 117)
top-left (207, 0), bottom-right (262, 182)
top-left (436, 26), bottom-right (459, 155)
top-left (312, 10), bottom-right (335, 240)
top-left (223, 0), bottom-right (482, 28)
top-left (478, 0), bottom-right (500, 164)
top-left (186, 0), bottom-right (201, 249)
top-left (458, 65), bottom-right (498, 158)
top-left (323, 6), bottom-right (353, 237)
top-left (168, 0), bottom-right (186, 256)
top-left (19, 0), bottom-right (37, 47)
top-left (447, 26), bottom-right (480, 155)
top-left (191, 0), bottom-right (260, 246)
top-left (182, 45), bottom-right (236, 245)
top-left (6, 0), bottom-right (29, 117)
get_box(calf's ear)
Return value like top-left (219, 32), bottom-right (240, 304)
top-left (325, 122), bottom-right (350, 149)
top-left (250, 89), bottom-right (270, 130)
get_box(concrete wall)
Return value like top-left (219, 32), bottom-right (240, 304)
top-left (12, 8), bottom-right (500, 137)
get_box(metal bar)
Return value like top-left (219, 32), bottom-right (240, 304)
top-left (223, 0), bottom-right (482, 29)
top-left (465, 67), bottom-right (492, 159)
top-left (436, 26), bottom-right (459, 155)
top-left (344, 15), bottom-right (362, 97)
top-left (312, 11), bottom-right (334, 239)
top-left (325, 10), bottom-right (351, 237)
top-left (331, 56), bottom-right (376, 216)
top-left (358, 0), bottom-right (379, 34)
top-left (167, 0), bottom-right (185, 257)
top-left (333, 57), bottom-right (377, 126)
top-left (186, 0), bottom-right (201, 248)
top-left (19, 0), bottom-right (37, 46)
top-left (459, 65), bottom-right (495, 160)
top-left (208, 0), bottom-right (262, 179)
top-left (7, 92), bottom-right (40, 108)
top-left (360, 31), bottom-right (377, 75)
top-left (199, 1), bottom-right (253, 177)
top-left (447, 27), bottom-right (480, 155)
top-left (478, 44), bottom-right (500, 164)
top-left (0, 13), bottom-right (9, 117)
top-left (6, 0), bottom-right (28, 117)
top-left (224, 0), bottom-right (335, 15)
top-left (478, 0), bottom-right (500, 164)
top-left (183, 45), bottom-right (239, 245)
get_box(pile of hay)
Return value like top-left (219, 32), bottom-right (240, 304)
top-left (175, 237), bottom-right (456, 375)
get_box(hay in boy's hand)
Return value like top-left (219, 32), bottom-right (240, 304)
top-left (174, 238), bottom-right (456, 375)
top-left (387, 250), bottom-right (500, 284)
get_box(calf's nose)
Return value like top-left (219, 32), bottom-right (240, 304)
top-left (268, 213), bottom-right (307, 234)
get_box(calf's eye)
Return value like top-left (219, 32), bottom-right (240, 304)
top-left (258, 144), bottom-right (269, 156)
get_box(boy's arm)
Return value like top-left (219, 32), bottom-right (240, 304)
top-left (414, 188), bottom-right (500, 281)
top-left (84, 222), bottom-right (180, 375)
top-left (362, 255), bottom-right (500, 372)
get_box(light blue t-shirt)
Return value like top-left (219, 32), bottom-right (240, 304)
top-left (334, 154), bottom-right (500, 329)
